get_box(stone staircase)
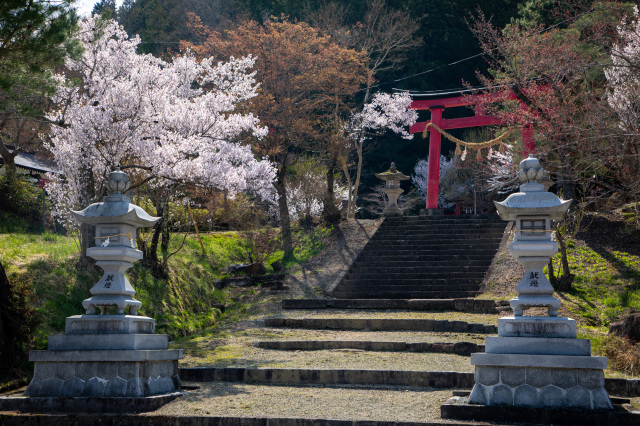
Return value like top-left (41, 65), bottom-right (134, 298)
top-left (331, 215), bottom-right (508, 299)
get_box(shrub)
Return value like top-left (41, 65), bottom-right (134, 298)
top-left (0, 174), bottom-right (42, 222)
top-left (601, 334), bottom-right (640, 375)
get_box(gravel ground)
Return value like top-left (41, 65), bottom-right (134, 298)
top-left (181, 346), bottom-right (475, 371)
top-left (275, 310), bottom-right (501, 325)
top-left (150, 381), bottom-right (458, 423)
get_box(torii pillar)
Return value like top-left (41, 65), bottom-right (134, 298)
top-left (426, 106), bottom-right (444, 211)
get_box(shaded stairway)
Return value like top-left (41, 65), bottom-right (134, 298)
top-left (331, 215), bottom-right (507, 299)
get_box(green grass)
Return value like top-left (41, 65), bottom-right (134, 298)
top-left (1, 218), bottom-right (335, 347)
top-left (545, 241), bottom-right (640, 328)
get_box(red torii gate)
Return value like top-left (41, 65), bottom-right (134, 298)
top-left (409, 91), bottom-right (535, 211)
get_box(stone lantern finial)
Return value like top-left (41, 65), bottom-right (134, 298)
top-left (106, 166), bottom-right (131, 194)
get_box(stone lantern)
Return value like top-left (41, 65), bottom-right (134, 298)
top-left (25, 168), bottom-right (183, 398)
top-left (495, 155), bottom-right (572, 317)
top-left (375, 162), bottom-right (409, 216)
top-left (468, 155), bottom-right (612, 410)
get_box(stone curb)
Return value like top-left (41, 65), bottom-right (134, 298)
top-left (281, 299), bottom-right (498, 314)
top-left (0, 392), bottom-right (182, 413)
top-left (256, 340), bottom-right (484, 356)
top-left (0, 414), bottom-right (493, 425)
top-left (178, 368), bottom-right (475, 389)
top-left (177, 368), bottom-right (640, 397)
top-left (441, 397), bottom-right (640, 426)
top-left (265, 318), bottom-right (497, 334)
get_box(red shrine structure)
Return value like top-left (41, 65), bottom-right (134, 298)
top-left (408, 90), bottom-right (535, 211)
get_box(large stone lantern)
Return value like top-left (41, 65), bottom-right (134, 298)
top-left (495, 155), bottom-right (571, 317)
top-left (375, 162), bottom-right (409, 216)
top-left (72, 167), bottom-right (158, 316)
top-left (25, 168), bottom-right (183, 398)
top-left (468, 155), bottom-right (612, 410)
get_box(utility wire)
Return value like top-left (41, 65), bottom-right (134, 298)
top-left (383, 8), bottom-right (593, 93)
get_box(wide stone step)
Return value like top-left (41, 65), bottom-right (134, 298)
top-left (337, 288), bottom-right (482, 297)
top-left (340, 279), bottom-right (482, 286)
top-left (331, 291), bottom-right (481, 299)
top-left (372, 234), bottom-right (504, 240)
top-left (384, 216), bottom-right (502, 223)
top-left (353, 258), bottom-right (494, 266)
top-left (378, 230), bottom-right (500, 236)
top-left (179, 366), bottom-right (475, 388)
top-left (264, 318), bottom-right (496, 333)
top-left (367, 240), bottom-right (500, 250)
top-left (352, 264), bottom-right (490, 271)
top-left (344, 272), bottom-right (486, 280)
top-left (281, 298), bottom-right (498, 313)
top-left (257, 340), bottom-right (484, 355)
top-left (359, 253), bottom-right (497, 261)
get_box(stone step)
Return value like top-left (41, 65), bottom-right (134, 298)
top-left (343, 272), bottom-right (486, 281)
top-left (357, 253), bottom-right (497, 261)
top-left (179, 366), bottom-right (475, 388)
top-left (281, 298), bottom-right (498, 313)
top-left (372, 231), bottom-right (505, 237)
top-left (363, 242), bottom-right (501, 249)
top-left (339, 279), bottom-right (482, 287)
top-left (341, 280), bottom-right (480, 294)
top-left (257, 340), bottom-right (484, 355)
top-left (331, 291), bottom-right (481, 299)
top-left (371, 234), bottom-right (504, 241)
top-left (353, 258), bottom-right (494, 265)
top-left (351, 264), bottom-right (491, 271)
top-left (384, 216), bottom-right (502, 223)
top-left (264, 318), bottom-right (496, 333)
top-left (0, 412), bottom-right (492, 426)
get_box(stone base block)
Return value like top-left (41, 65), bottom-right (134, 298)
top-left (48, 334), bottom-right (168, 350)
top-left (25, 357), bottom-right (181, 397)
top-left (485, 336), bottom-right (591, 356)
top-left (442, 396), bottom-right (638, 426)
top-left (498, 316), bottom-right (576, 338)
top-left (65, 315), bottom-right (155, 335)
top-left (469, 365), bottom-right (612, 410)
top-left (0, 392), bottom-right (182, 413)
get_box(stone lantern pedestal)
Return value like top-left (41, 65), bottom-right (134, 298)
top-left (468, 156), bottom-right (612, 410)
top-left (375, 162), bottom-right (409, 216)
top-left (25, 169), bottom-right (182, 398)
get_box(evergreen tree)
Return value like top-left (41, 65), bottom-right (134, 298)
top-left (92, 0), bottom-right (117, 18)
top-left (0, 0), bottom-right (78, 177)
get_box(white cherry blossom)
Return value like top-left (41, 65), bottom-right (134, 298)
top-left (46, 16), bottom-right (275, 223)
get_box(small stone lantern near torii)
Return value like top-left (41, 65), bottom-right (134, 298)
top-left (376, 162), bottom-right (409, 216)
top-left (468, 155), bottom-right (612, 410)
top-left (25, 168), bottom-right (183, 399)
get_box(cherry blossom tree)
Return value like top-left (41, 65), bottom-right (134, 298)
top-left (45, 16), bottom-right (275, 257)
top-left (606, 6), bottom-right (640, 134)
top-left (341, 91), bottom-right (417, 219)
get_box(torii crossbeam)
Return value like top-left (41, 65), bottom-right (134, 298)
top-left (409, 91), bottom-right (535, 211)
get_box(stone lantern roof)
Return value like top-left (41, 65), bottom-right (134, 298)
top-left (71, 167), bottom-right (159, 227)
top-left (494, 155), bottom-right (571, 221)
top-left (375, 162), bottom-right (410, 182)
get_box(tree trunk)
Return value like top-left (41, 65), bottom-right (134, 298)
top-left (348, 140), bottom-right (364, 219)
top-left (0, 144), bottom-right (19, 182)
top-left (148, 200), bottom-right (164, 265)
top-left (275, 156), bottom-right (293, 259)
top-left (322, 158), bottom-right (341, 224)
top-left (0, 261), bottom-right (11, 375)
top-left (554, 226), bottom-right (575, 292)
top-left (160, 198), bottom-right (170, 253)
top-left (78, 161), bottom-right (96, 262)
